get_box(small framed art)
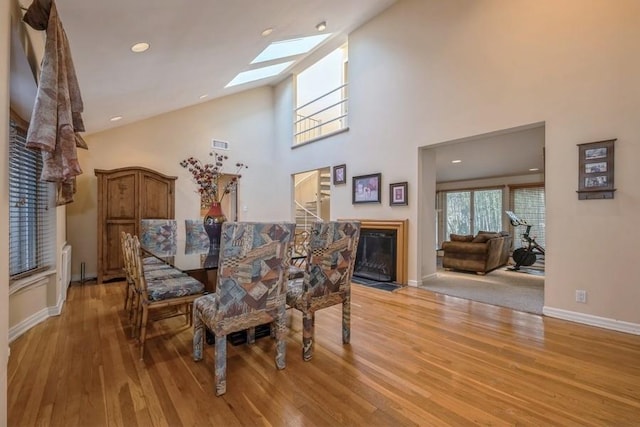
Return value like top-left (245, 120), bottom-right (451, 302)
top-left (333, 164), bottom-right (346, 185)
top-left (390, 182), bottom-right (408, 206)
top-left (577, 139), bottom-right (616, 200)
top-left (352, 173), bottom-right (381, 204)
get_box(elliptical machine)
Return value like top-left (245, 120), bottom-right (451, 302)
top-left (505, 210), bottom-right (545, 270)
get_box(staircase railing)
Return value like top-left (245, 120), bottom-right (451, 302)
top-left (294, 83), bottom-right (348, 144)
top-left (295, 200), bottom-right (321, 230)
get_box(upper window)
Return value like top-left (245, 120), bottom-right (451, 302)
top-left (9, 119), bottom-right (54, 279)
top-left (294, 44), bottom-right (348, 145)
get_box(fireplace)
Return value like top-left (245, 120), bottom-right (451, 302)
top-left (341, 219), bottom-right (408, 285)
top-left (354, 229), bottom-right (397, 282)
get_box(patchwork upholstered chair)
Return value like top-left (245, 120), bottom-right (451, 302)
top-left (129, 235), bottom-right (205, 359)
top-left (286, 221), bottom-right (360, 361)
top-left (192, 221), bottom-right (295, 396)
top-left (184, 219), bottom-right (210, 254)
top-left (140, 219), bottom-right (178, 256)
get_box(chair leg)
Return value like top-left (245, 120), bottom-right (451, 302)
top-left (275, 306), bottom-right (286, 370)
top-left (124, 281), bottom-right (130, 311)
top-left (139, 305), bottom-right (149, 360)
top-left (131, 292), bottom-right (141, 338)
top-left (247, 327), bottom-right (255, 344)
top-left (342, 296), bottom-right (350, 344)
top-left (214, 335), bottom-right (227, 396)
top-left (302, 311), bottom-right (315, 361)
top-left (193, 309), bottom-right (205, 362)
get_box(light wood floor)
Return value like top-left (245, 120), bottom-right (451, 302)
top-left (8, 281), bottom-right (640, 426)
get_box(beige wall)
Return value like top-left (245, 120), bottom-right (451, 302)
top-left (271, 0), bottom-right (640, 330)
top-left (67, 86), bottom-right (284, 281)
top-left (291, 0), bottom-right (638, 327)
top-left (1, 1), bottom-right (9, 422)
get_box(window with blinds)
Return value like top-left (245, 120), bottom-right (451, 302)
top-left (510, 186), bottom-right (546, 249)
top-left (9, 119), bottom-right (54, 279)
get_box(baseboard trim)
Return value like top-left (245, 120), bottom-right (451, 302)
top-left (543, 306), bottom-right (640, 335)
top-left (9, 297), bottom-right (65, 343)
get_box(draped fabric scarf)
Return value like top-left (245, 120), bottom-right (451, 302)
top-left (23, 0), bottom-right (87, 205)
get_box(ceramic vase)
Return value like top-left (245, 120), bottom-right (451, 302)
top-left (203, 201), bottom-right (226, 251)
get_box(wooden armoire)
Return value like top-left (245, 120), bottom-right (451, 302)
top-left (95, 167), bottom-right (177, 283)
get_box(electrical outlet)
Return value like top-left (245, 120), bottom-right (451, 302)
top-left (575, 289), bottom-right (587, 303)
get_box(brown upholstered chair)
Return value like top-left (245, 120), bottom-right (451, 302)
top-left (286, 221), bottom-right (361, 361)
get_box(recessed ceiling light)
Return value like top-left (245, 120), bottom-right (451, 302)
top-left (109, 116), bottom-right (123, 122)
top-left (199, 94), bottom-right (208, 99)
top-left (261, 28), bottom-right (273, 37)
top-left (529, 168), bottom-right (540, 171)
top-left (130, 42), bottom-right (150, 53)
top-left (451, 159), bottom-right (462, 164)
top-left (316, 21), bottom-right (327, 32)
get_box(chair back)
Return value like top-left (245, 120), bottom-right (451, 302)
top-left (184, 219), bottom-right (210, 254)
top-left (305, 221), bottom-right (361, 298)
top-left (140, 219), bottom-right (177, 256)
top-left (214, 222), bottom-right (295, 330)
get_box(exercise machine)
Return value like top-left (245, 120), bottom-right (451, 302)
top-left (505, 210), bottom-right (545, 270)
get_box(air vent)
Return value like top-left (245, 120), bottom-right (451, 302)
top-left (211, 139), bottom-right (229, 150)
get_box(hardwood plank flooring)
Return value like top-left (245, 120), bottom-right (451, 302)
top-left (8, 281), bottom-right (640, 426)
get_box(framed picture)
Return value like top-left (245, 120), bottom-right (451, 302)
top-left (577, 139), bottom-right (616, 200)
top-left (390, 182), bottom-right (408, 206)
top-left (333, 164), bottom-right (346, 185)
top-left (352, 173), bottom-right (381, 204)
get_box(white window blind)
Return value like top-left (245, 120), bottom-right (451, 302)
top-left (9, 119), bottom-right (54, 279)
top-left (510, 186), bottom-right (545, 248)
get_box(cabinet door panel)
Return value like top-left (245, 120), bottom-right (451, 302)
top-left (141, 173), bottom-right (174, 219)
top-left (106, 173), bottom-right (137, 219)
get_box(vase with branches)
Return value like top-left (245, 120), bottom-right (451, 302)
top-left (180, 151), bottom-right (248, 249)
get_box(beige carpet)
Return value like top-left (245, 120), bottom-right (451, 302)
top-left (419, 263), bottom-right (544, 314)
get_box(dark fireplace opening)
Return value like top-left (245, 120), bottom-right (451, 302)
top-left (353, 228), bottom-right (397, 282)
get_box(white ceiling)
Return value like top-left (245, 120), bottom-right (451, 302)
top-left (433, 124), bottom-right (545, 183)
top-left (37, 0), bottom-right (397, 134)
top-left (12, 0), bottom-right (544, 182)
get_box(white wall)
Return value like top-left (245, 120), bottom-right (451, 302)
top-left (290, 0), bottom-right (638, 328)
top-left (66, 87), bottom-right (283, 280)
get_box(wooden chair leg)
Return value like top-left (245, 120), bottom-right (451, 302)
top-left (131, 292), bottom-right (141, 338)
top-left (214, 335), bottom-right (227, 396)
top-left (139, 305), bottom-right (149, 360)
top-left (302, 311), bottom-right (314, 361)
top-left (342, 296), bottom-right (351, 344)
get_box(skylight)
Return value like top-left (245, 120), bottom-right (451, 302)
top-left (225, 61), bottom-right (295, 88)
top-left (250, 34), bottom-right (332, 64)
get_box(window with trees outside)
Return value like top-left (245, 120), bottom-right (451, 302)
top-left (294, 44), bottom-right (348, 145)
top-left (9, 118), bottom-right (54, 280)
top-left (437, 188), bottom-right (503, 248)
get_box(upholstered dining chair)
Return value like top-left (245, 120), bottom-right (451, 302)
top-left (122, 232), bottom-right (191, 332)
top-left (129, 234), bottom-right (205, 359)
top-left (140, 219), bottom-right (178, 256)
top-left (286, 221), bottom-right (361, 361)
top-left (192, 221), bottom-right (295, 396)
top-left (184, 219), bottom-right (210, 254)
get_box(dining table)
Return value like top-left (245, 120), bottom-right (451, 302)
top-left (140, 230), bottom-right (306, 345)
top-left (140, 232), bottom-right (307, 294)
